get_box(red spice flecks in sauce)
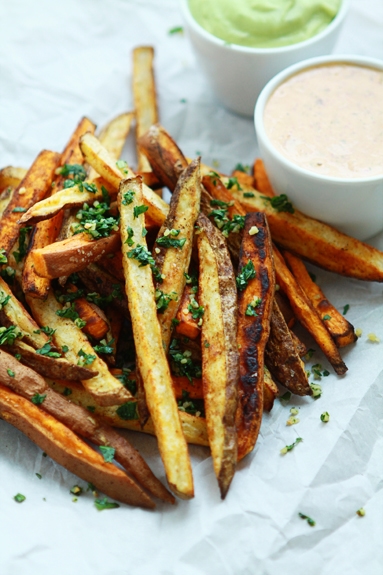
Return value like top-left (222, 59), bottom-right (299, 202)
top-left (264, 64), bottom-right (383, 179)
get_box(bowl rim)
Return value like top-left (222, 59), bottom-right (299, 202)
top-left (254, 54), bottom-right (383, 184)
top-left (180, 0), bottom-right (349, 54)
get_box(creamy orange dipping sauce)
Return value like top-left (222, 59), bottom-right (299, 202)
top-left (264, 64), bottom-right (383, 179)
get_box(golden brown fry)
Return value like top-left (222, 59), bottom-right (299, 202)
top-left (197, 213), bottom-right (238, 498)
top-left (49, 380), bottom-right (210, 447)
top-left (282, 250), bottom-right (357, 348)
top-left (265, 301), bottom-right (312, 396)
top-left (118, 177), bottom-right (194, 499)
top-left (80, 132), bottom-right (168, 227)
top-left (27, 292), bottom-right (132, 406)
top-left (263, 366), bottom-right (278, 412)
top-left (0, 186), bottom-right (14, 218)
top-left (138, 124), bottom-right (188, 192)
top-left (153, 158), bottom-right (202, 351)
top-left (227, 184), bottom-right (383, 282)
top-left (22, 117), bottom-right (96, 299)
top-left (236, 213), bottom-right (275, 462)
top-left (273, 246), bottom-right (347, 375)
top-left (30, 232), bottom-right (121, 279)
top-left (0, 150), bottom-right (60, 258)
top-left (175, 284), bottom-right (201, 340)
top-left (0, 166), bottom-right (27, 192)
top-left (0, 382), bottom-right (154, 508)
top-left (133, 47), bottom-right (159, 172)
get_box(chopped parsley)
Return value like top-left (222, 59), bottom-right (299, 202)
top-left (226, 176), bottom-right (242, 190)
top-left (0, 249), bottom-right (7, 264)
top-left (0, 325), bottom-right (22, 346)
top-left (234, 163), bottom-right (249, 173)
top-left (93, 339), bottom-right (114, 355)
top-left (243, 192), bottom-right (255, 198)
top-left (280, 437), bottom-right (303, 455)
top-left (0, 292), bottom-right (11, 309)
top-left (116, 160), bottom-right (129, 174)
top-left (125, 226), bottom-right (135, 247)
top-left (14, 493), bottom-right (26, 503)
top-left (177, 390), bottom-right (204, 418)
top-left (171, 318), bottom-right (180, 328)
top-left (323, 314), bottom-right (331, 321)
top-left (63, 387), bottom-right (72, 396)
top-left (343, 304), bottom-right (350, 315)
top-left (187, 294), bottom-right (204, 322)
top-left (31, 393), bottom-right (46, 405)
top-left (99, 445), bottom-right (115, 463)
top-left (169, 338), bottom-right (202, 382)
top-left (245, 297), bottom-right (261, 317)
top-left (236, 260), bottom-right (256, 291)
top-left (116, 402), bottom-right (138, 420)
top-left (279, 391), bottom-right (291, 403)
top-left (262, 193), bottom-right (294, 213)
top-left (169, 26), bottom-right (184, 34)
top-left (303, 348), bottom-right (316, 361)
top-left (77, 349), bottom-right (96, 366)
top-left (56, 304), bottom-right (86, 328)
top-left (209, 207), bottom-right (245, 238)
top-left (35, 342), bottom-right (61, 358)
top-left (155, 290), bottom-right (177, 314)
top-left (12, 207), bottom-right (27, 213)
top-left (58, 163), bottom-right (87, 180)
top-left (298, 513), bottom-right (316, 527)
top-left (127, 244), bottom-right (162, 283)
top-left (115, 369), bottom-right (137, 396)
top-left (13, 226), bottom-right (32, 263)
top-left (156, 236), bottom-right (186, 249)
top-left (73, 202), bottom-right (119, 239)
top-left (101, 185), bottom-right (110, 205)
top-left (204, 340), bottom-right (210, 348)
top-left (61, 345), bottom-right (69, 353)
top-left (210, 199), bottom-right (232, 208)
top-left (122, 189), bottom-right (135, 205)
top-left (7, 369), bottom-right (15, 377)
top-left (36, 473), bottom-right (42, 479)
top-left (94, 497), bottom-right (120, 511)
top-left (133, 205), bottom-right (148, 218)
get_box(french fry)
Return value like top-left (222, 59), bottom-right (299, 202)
top-left (118, 176), bottom-right (194, 499)
top-left (253, 159), bottom-right (275, 197)
top-left (80, 132), bottom-right (168, 227)
top-left (27, 292), bottom-right (132, 406)
top-left (197, 213), bottom-right (239, 498)
top-left (138, 123), bottom-right (188, 192)
top-left (0, 166), bottom-right (27, 191)
top-left (282, 250), bottom-right (357, 348)
top-left (4, 340), bottom-right (98, 381)
top-left (236, 212), bottom-right (275, 461)
top-left (153, 158), bottom-right (202, 350)
top-left (0, 186), bottom-right (14, 218)
top-left (30, 232), bottom-right (121, 279)
top-left (265, 300), bottom-right (312, 396)
top-left (49, 380), bottom-right (210, 447)
top-left (133, 47), bottom-right (159, 173)
top-left (175, 284), bottom-right (201, 339)
top-left (0, 382), bottom-right (154, 508)
top-left (22, 117), bottom-right (96, 299)
top-left (0, 150), bottom-right (60, 258)
top-left (272, 246), bottom-right (347, 375)
top-left (263, 366), bottom-right (278, 412)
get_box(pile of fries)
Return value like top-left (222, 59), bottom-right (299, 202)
top-left (1, 46), bottom-right (383, 508)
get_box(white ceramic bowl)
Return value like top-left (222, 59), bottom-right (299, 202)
top-left (254, 55), bottom-right (383, 241)
top-left (180, 0), bottom-right (349, 117)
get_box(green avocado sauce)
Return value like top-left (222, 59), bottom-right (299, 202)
top-left (188, 0), bottom-right (342, 48)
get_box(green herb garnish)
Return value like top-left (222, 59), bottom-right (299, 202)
top-left (7, 369), bottom-right (15, 377)
top-left (236, 260), bottom-right (256, 291)
top-left (262, 194), bottom-right (294, 213)
top-left (94, 497), bottom-right (120, 511)
top-left (342, 304), bottom-right (350, 315)
top-left (31, 393), bottom-right (46, 405)
top-left (298, 513), bottom-right (316, 527)
top-left (77, 349), bottom-right (96, 366)
top-left (156, 236), bottom-right (186, 249)
top-left (99, 445), bottom-right (115, 463)
top-left (14, 493), bottom-right (26, 503)
top-left (280, 437), bottom-right (303, 454)
top-left (73, 202), bottom-right (119, 239)
top-left (122, 190), bottom-right (135, 205)
top-left (0, 325), bottom-right (22, 346)
top-left (116, 402), bottom-right (138, 420)
top-left (13, 226), bottom-right (32, 263)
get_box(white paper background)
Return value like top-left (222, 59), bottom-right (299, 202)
top-left (0, 1), bottom-right (383, 574)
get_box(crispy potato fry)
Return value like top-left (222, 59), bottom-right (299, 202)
top-left (236, 212), bottom-right (275, 461)
top-left (0, 382), bottom-right (154, 508)
top-left (138, 124), bottom-right (188, 192)
top-left (0, 185), bottom-right (14, 218)
top-left (80, 132), bottom-right (168, 227)
top-left (30, 232), bottom-right (121, 279)
top-left (153, 158), bottom-right (202, 350)
top-left (282, 250), bottom-right (357, 348)
top-left (273, 246), bottom-right (347, 375)
top-left (253, 159), bottom-right (275, 198)
top-left (197, 213), bottom-right (239, 498)
top-left (118, 177), bottom-right (194, 499)
top-left (49, 379), bottom-right (210, 447)
top-left (4, 339), bottom-right (97, 381)
top-left (263, 366), bottom-right (278, 412)
top-left (22, 117), bottom-right (96, 299)
top-left (265, 300), bottom-right (312, 396)
top-left (27, 292), bottom-right (132, 406)
top-left (133, 47), bottom-right (159, 173)
top-left (0, 150), bottom-right (60, 258)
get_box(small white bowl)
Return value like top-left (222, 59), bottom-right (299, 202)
top-left (180, 0), bottom-right (349, 117)
top-left (254, 55), bottom-right (383, 241)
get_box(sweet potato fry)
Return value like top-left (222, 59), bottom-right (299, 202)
top-left (273, 246), bottom-right (347, 375)
top-left (27, 292), bottom-right (132, 406)
top-left (22, 117), bottom-right (96, 299)
top-left (227, 185), bottom-right (383, 282)
top-left (118, 177), bottom-right (194, 499)
top-left (265, 300), bottom-right (312, 396)
top-left (77, 264), bottom-right (130, 319)
top-left (138, 124), bottom-right (188, 192)
top-left (236, 212), bottom-right (275, 461)
top-left (197, 213), bottom-right (239, 498)
top-left (153, 158), bottom-right (202, 350)
top-left (133, 47), bottom-right (159, 173)
top-left (49, 380), bottom-right (210, 447)
top-left (0, 382), bottom-right (154, 508)
top-left (253, 159), bottom-right (275, 197)
top-left (175, 284), bottom-right (201, 340)
top-left (80, 132), bottom-right (168, 227)
top-left (97, 251), bottom-right (125, 281)
top-left (0, 150), bottom-right (60, 258)
top-left (30, 232), bottom-right (121, 279)
top-left (282, 250), bottom-right (357, 348)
